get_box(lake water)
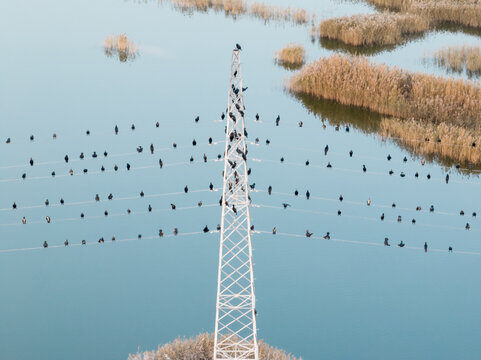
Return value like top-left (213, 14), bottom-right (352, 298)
top-left (1, 0), bottom-right (481, 359)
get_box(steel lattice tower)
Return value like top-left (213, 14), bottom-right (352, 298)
top-left (213, 49), bottom-right (259, 360)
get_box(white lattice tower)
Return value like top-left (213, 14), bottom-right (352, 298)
top-left (213, 49), bottom-right (259, 360)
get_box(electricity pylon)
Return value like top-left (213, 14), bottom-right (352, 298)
top-left (213, 48), bottom-right (259, 360)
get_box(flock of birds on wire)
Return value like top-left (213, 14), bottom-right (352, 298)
top-left (1, 43), bottom-right (476, 254)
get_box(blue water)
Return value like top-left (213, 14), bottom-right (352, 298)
top-left (1, 0), bottom-right (481, 359)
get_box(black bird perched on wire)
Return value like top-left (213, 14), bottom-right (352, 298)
top-left (203, 154), bottom-right (207, 163)
top-left (327, 162), bottom-right (332, 168)
top-left (306, 190), bottom-right (310, 200)
top-left (80, 213), bottom-right (85, 218)
top-left (137, 146), bottom-right (143, 153)
top-left (22, 217), bottom-right (26, 224)
top-left (249, 183), bottom-right (256, 190)
top-left (184, 185), bottom-right (189, 193)
top-left (159, 159), bottom-right (163, 168)
top-left (255, 113), bottom-right (259, 121)
top-left (449, 246), bottom-right (453, 252)
top-left (412, 219), bottom-right (416, 224)
top-left (104, 210), bottom-right (108, 216)
top-left (190, 156), bottom-right (194, 163)
top-left (51, 171), bottom-right (55, 177)
top-left (83, 169), bottom-right (88, 174)
top-left (92, 151), bottom-right (97, 158)
top-left (174, 228), bottom-right (179, 236)
top-left (173, 142), bottom-right (177, 148)
top-left (242, 87), bottom-right (248, 92)
top-left (466, 223), bottom-right (471, 230)
top-left (221, 112), bottom-right (225, 120)
top-left (6, 138), bottom-right (11, 144)
top-left (306, 230), bottom-right (313, 238)
top-left (86, 130), bottom-right (90, 136)
top-left (389, 170), bottom-right (394, 175)
top-left (198, 201), bottom-right (202, 207)
top-left (275, 115), bottom-right (280, 126)
top-left (403, 156), bottom-right (408, 163)
top-left (159, 229), bottom-right (164, 237)
top-left (171, 204), bottom-right (176, 210)
top-left (266, 139), bottom-right (270, 145)
top-left (381, 213), bottom-right (385, 221)
top-left (156, 121), bottom-right (160, 128)
top-left (95, 194), bottom-right (100, 202)
top-left (203, 225), bottom-right (209, 233)
top-left (236, 43), bottom-right (242, 51)
top-left (338, 210), bottom-right (341, 216)
top-left (415, 172), bottom-right (419, 178)
top-left (473, 212), bottom-right (477, 217)
top-left (195, 116), bottom-right (200, 123)
top-left (430, 205), bottom-right (434, 212)
top-left (305, 160), bottom-right (310, 166)
top-left (232, 205), bottom-right (237, 214)
top-left (282, 203), bottom-right (290, 209)
top-left (209, 137), bottom-right (213, 145)
top-left (82, 240), bottom-right (86, 245)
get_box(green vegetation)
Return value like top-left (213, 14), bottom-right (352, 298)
top-left (127, 333), bottom-right (301, 360)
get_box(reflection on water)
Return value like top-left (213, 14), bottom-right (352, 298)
top-left (104, 34), bottom-right (138, 62)
top-left (291, 92), bottom-right (481, 174)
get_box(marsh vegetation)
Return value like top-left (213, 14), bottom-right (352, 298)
top-left (274, 44), bottom-right (305, 69)
top-left (127, 333), bottom-right (300, 360)
top-left (430, 45), bottom-right (481, 77)
top-left (104, 34), bottom-right (137, 62)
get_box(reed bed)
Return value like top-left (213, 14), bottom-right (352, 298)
top-left (170, 0), bottom-right (247, 14)
top-left (127, 333), bottom-right (300, 360)
top-left (379, 118), bottom-right (481, 164)
top-left (104, 34), bottom-right (137, 62)
top-left (288, 54), bottom-right (481, 129)
top-left (364, 0), bottom-right (481, 29)
top-left (274, 44), bottom-right (305, 68)
top-left (318, 12), bottom-right (430, 46)
top-left (431, 45), bottom-right (481, 75)
top-left (250, 3), bottom-right (310, 24)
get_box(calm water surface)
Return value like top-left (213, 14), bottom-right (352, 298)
top-left (1, 0), bottom-right (481, 359)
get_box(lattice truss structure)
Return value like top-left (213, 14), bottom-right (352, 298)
top-left (214, 49), bottom-right (259, 360)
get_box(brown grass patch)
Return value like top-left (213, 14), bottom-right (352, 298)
top-left (104, 34), bottom-right (137, 62)
top-left (250, 3), bottom-right (310, 24)
top-left (274, 43), bottom-right (305, 68)
top-left (318, 12), bottom-right (430, 46)
top-left (379, 117), bottom-right (481, 164)
top-left (127, 333), bottom-right (301, 360)
top-left (365, 0), bottom-right (481, 29)
top-left (288, 54), bottom-right (481, 129)
top-left (431, 45), bottom-right (481, 76)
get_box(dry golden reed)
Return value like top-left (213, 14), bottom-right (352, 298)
top-left (128, 333), bottom-right (301, 360)
top-left (274, 44), bottom-right (306, 67)
top-left (318, 12), bottom-right (430, 46)
top-left (365, 0), bottom-right (481, 28)
top-left (167, 0), bottom-right (311, 24)
top-left (431, 45), bottom-right (481, 75)
top-left (379, 118), bottom-right (481, 164)
top-left (288, 54), bottom-right (481, 129)
top-left (104, 34), bottom-right (137, 62)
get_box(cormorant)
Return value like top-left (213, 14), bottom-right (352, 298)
top-left (174, 228), bottom-right (178, 235)
top-left (338, 210), bottom-right (341, 216)
top-left (150, 144), bottom-right (154, 154)
top-left (339, 195), bottom-right (343, 202)
top-left (64, 240), bottom-right (69, 246)
top-left (29, 158), bottom-right (34, 166)
top-left (104, 210), bottom-right (108, 216)
top-left (323, 232), bottom-right (330, 240)
top-left (184, 185), bottom-right (189, 193)
top-left (415, 172), bottom-right (419, 178)
top-left (221, 112), bottom-right (225, 120)
top-left (51, 171), bottom-right (55, 177)
top-left (217, 224), bottom-right (221, 231)
top-left (448, 246), bottom-right (453, 252)
top-left (255, 113), bottom-right (259, 121)
top-left (83, 169), bottom-right (88, 174)
top-left (209, 182), bottom-right (214, 191)
top-left (276, 115), bottom-right (280, 126)
top-left (137, 146), bottom-right (143, 153)
top-left (43, 241), bottom-right (48, 248)
top-left (80, 152), bottom-right (84, 159)
top-left (400, 172), bottom-right (405, 177)
top-left (127, 209), bottom-right (131, 214)
top-left (147, 204), bottom-right (152, 212)
top-left (387, 154), bottom-right (392, 161)
top-left (412, 219), bottom-right (416, 224)
top-left (473, 212), bottom-right (477, 217)
top-left (397, 216), bottom-right (402, 222)
top-left (268, 186), bottom-right (272, 195)
top-left (305, 160), bottom-right (309, 166)
top-left (349, 150), bottom-right (353, 157)
top-left (266, 139), bottom-right (270, 145)
top-left (80, 213), bottom-right (85, 218)
top-left (173, 143), bottom-right (177, 148)
top-left (22, 217), bottom-right (26, 224)
top-left (22, 173), bottom-right (26, 179)
top-left (115, 125), bottom-right (119, 134)
top-left (306, 230), bottom-right (313, 238)
top-left (424, 242), bottom-right (428, 253)
top-left (171, 204), bottom-right (176, 210)
top-left (131, 124), bottom-right (135, 130)
top-left (140, 191), bottom-right (144, 197)
top-left (99, 237), bottom-right (104, 243)
top-left (60, 198), bottom-right (64, 205)
top-left (138, 234), bottom-right (142, 239)
top-left (45, 199), bottom-right (49, 206)
top-left (398, 241), bottom-right (405, 247)
top-left (362, 164), bottom-right (367, 172)
top-left (192, 139), bottom-right (197, 146)
top-left (384, 237), bottom-right (390, 246)
top-left (159, 229), bottom-right (164, 237)
top-left (294, 189), bottom-right (299, 196)
top-left (460, 210), bottom-right (465, 216)
top-left (30, 135), bottom-right (34, 141)
top-left (324, 145), bottom-right (329, 156)
top-left (392, 203), bottom-right (396, 208)
top-left (6, 138), bottom-right (10, 144)
top-left (306, 190), bottom-right (310, 200)
top-left (204, 225), bottom-right (209, 233)
top-left (427, 174), bottom-right (431, 179)
top-left (12, 202), bottom-right (16, 209)
top-left (114, 165), bottom-right (118, 171)
top-left (249, 183), bottom-right (255, 190)
top-left (430, 205), bottom-right (434, 212)
top-left (126, 163), bottom-right (131, 171)
top-left (209, 137), bottom-right (213, 145)
top-left (195, 116), bottom-right (200, 123)
top-left (86, 130), bottom-right (90, 135)
top-left (280, 157), bottom-right (284, 163)
top-left (273, 227), bottom-right (277, 234)
top-left (389, 170), bottom-right (394, 175)
top-left (65, 155), bottom-right (69, 163)
top-left (282, 203), bottom-right (290, 209)
top-left (403, 156), bottom-right (407, 163)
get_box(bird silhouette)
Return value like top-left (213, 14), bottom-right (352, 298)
top-left (65, 155), bottom-right (69, 163)
top-left (126, 163), bottom-right (131, 171)
top-left (324, 145), bottom-right (329, 156)
top-left (115, 125), bottom-right (119, 134)
top-left (148, 205), bottom-right (152, 212)
top-left (30, 135), bottom-right (34, 141)
top-left (64, 240), bottom-right (69, 246)
top-left (387, 154), bottom-right (392, 161)
top-left (131, 124), bottom-right (135, 130)
top-left (398, 241), bottom-right (405, 247)
top-left (80, 152), bottom-right (84, 159)
top-left (140, 191), bottom-right (144, 197)
top-left (184, 185), bottom-right (189, 193)
top-left (282, 203), bottom-right (290, 209)
top-left (108, 193), bottom-right (113, 200)
top-left (43, 241), bottom-right (48, 248)
top-left (424, 242), bottom-right (428, 253)
top-left (45, 199), bottom-right (49, 206)
top-left (29, 158), bottom-right (34, 166)
top-left (273, 227), bottom-right (277, 234)
top-left (323, 232), bottom-right (330, 240)
top-left (104, 210), bottom-right (108, 216)
top-left (80, 213), bottom-right (85, 218)
top-left (12, 202), bottom-right (16, 209)
top-left (83, 169), bottom-right (88, 174)
top-left (209, 182), bottom-right (214, 191)
top-left (306, 230), bottom-right (313, 238)
top-left (306, 191), bottom-right (310, 200)
top-left (305, 160), bottom-right (309, 166)
top-left (232, 205), bottom-right (237, 214)
top-left (362, 164), bottom-right (367, 172)
top-left (22, 217), bottom-right (26, 224)
top-left (384, 237), bottom-right (390, 246)
top-left (294, 190), bottom-right (299, 196)
top-left (203, 225), bottom-right (209, 233)
top-left (389, 170), bottom-right (394, 175)
top-left (159, 229), bottom-right (164, 237)
top-left (22, 173), bottom-right (26, 179)
top-left (268, 186), bottom-right (272, 195)
top-left (466, 223), bottom-right (471, 230)
top-left (338, 210), bottom-right (341, 216)
top-left (448, 246), bottom-right (453, 252)
top-left (195, 116), bottom-right (200, 123)
top-left (209, 137), bottom-right (213, 145)
top-left (299, 121), bottom-right (303, 127)
top-left (381, 213), bottom-right (385, 221)
top-left (349, 150), bottom-right (353, 157)
top-left (236, 43), bottom-right (242, 50)
top-left (6, 138), bottom-right (10, 144)
top-left (446, 174), bottom-right (449, 184)
top-left (114, 165), bottom-right (118, 171)
top-left (339, 195), bottom-right (343, 202)
top-left (171, 204), bottom-right (176, 210)
top-left (326, 162), bottom-right (332, 168)
top-left (174, 228), bottom-right (178, 235)
top-left (280, 157), bottom-right (284, 163)
top-left (275, 115), bottom-right (280, 126)
top-left (255, 113), bottom-right (259, 121)
top-left (60, 198), bottom-right (64, 205)
top-left (82, 240), bottom-right (86, 245)
top-left (159, 159), bottom-right (163, 168)
top-left (95, 194), bottom-right (100, 201)
top-left (193, 139), bottom-right (197, 146)
top-left (51, 171), bottom-right (55, 177)
top-left (198, 201), bottom-right (203, 207)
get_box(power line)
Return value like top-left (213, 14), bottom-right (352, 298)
top-left (0, 203), bottom-right (219, 227)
